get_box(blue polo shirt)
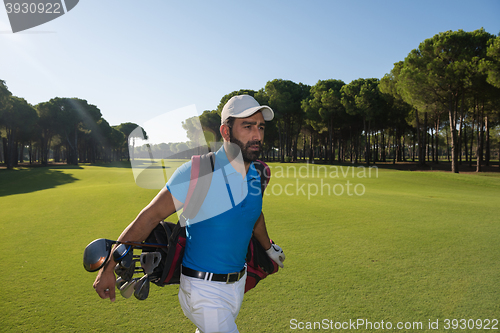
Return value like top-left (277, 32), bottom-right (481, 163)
top-left (166, 147), bottom-right (262, 274)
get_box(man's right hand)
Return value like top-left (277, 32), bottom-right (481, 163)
top-left (93, 267), bottom-right (116, 302)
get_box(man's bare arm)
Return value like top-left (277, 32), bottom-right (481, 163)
top-left (253, 211), bottom-right (285, 267)
top-left (93, 187), bottom-right (181, 301)
top-left (116, 187), bottom-right (181, 243)
top-left (253, 212), bottom-right (271, 250)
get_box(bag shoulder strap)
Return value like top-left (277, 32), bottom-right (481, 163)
top-left (183, 154), bottom-right (267, 219)
top-left (182, 152), bottom-right (215, 220)
top-left (157, 153), bottom-right (214, 286)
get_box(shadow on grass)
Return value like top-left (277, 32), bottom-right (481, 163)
top-left (364, 161), bottom-right (500, 173)
top-left (89, 161), bottom-right (133, 168)
top-left (0, 167), bottom-right (79, 197)
top-left (278, 159), bottom-right (500, 173)
top-left (90, 160), bottom-right (186, 169)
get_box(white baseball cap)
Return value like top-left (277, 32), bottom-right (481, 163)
top-left (221, 95), bottom-right (274, 125)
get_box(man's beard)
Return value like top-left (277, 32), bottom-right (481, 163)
top-left (229, 132), bottom-right (262, 162)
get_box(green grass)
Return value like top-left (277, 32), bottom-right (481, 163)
top-left (0, 163), bottom-right (499, 332)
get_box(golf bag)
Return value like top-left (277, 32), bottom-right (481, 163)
top-left (143, 221), bottom-right (186, 286)
top-left (245, 236), bottom-right (279, 293)
top-left (144, 152), bottom-right (279, 291)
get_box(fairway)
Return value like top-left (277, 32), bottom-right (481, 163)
top-left (0, 163), bottom-right (499, 332)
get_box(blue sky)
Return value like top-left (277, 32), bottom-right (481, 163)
top-left (1, 0), bottom-right (499, 128)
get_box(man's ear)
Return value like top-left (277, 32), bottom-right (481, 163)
top-left (220, 124), bottom-right (230, 141)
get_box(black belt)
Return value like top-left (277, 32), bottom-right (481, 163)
top-left (181, 266), bottom-right (246, 284)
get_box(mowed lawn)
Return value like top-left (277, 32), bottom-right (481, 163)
top-left (0, 162), bottom-right (499, 332)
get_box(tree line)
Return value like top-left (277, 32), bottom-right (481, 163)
top-left (1, 29), bottom-right (499, 173)
top-left (0, 91), bottom-right (145, 169)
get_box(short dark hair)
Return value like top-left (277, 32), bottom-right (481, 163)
top-left (223, 116), bottom-right (235, 140)
top-left (224, 116), bottom-right (235, 130)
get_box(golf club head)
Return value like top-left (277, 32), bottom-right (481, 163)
top-left (115, 276), bottom-right (127, 290)
top-left (134, 275), bottom-right (150, 300)
top-left (112, 244), bottom-right (130, 261)
top-left (140, 252), bottom-right (162, 275)
top-left (114, 263), bottom-right (135, 282)
top-left (120, 278), bottom-right (137, 299)
top-left (113, 244), bottom-right (133, 269)
top-left (83, 238), bottom-right (114, 272)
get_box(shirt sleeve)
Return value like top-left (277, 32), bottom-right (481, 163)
top-left (166, 160), bottom-right (192, 204)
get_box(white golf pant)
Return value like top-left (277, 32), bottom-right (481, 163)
top-left (178, 272), bottom-right (247, 333)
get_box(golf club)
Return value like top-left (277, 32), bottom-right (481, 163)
top-left (115, 276), bottom-right (127, 290)
top-left (134, 274), bottom-right (150, 300)
top-left (114, 261), bottom-right (141, 282)
top-left (118, 240), bottom-right (168, 249)
top-left (83, 238), bottom-right (167, 273)
top-left (113, 244), bottom-right (134, 269)
top-left (112, 244), bottom-right (131, 261)
top-left (83, 238), bottom-right (114, 272)
top-left (120, 278), bottom-right (138, 299)
top-left (140, 252), bottom-right (162, 275)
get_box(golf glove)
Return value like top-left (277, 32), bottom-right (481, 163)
top-left (266, 244), bottom-right (285, 268)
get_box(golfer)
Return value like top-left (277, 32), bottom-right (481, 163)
top-left (93, 95), bottom-right (285, 333)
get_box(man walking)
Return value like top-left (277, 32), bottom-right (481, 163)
top-left (93, 95), bottom-right (285, 333)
